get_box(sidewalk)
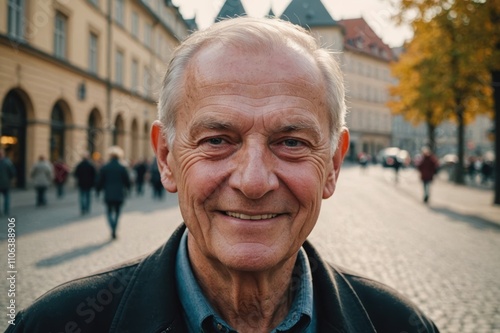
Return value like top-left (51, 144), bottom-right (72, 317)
top-left (346, 162), bottom-right (500, 227)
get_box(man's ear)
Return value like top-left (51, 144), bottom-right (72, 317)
top-left (323, 128), bottom-right (350, 199)
top-left (151, 120), bottom-right (178, 193)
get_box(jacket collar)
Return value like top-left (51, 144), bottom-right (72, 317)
top-left (110, 224), bottom-right (376, 333)
top-left (302, 242), bottom-right (376, 333)
top-left (110, 225), bottom-right (187, 333)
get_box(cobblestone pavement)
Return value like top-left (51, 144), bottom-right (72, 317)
top-left (1, 164), bottom-right (499, 332)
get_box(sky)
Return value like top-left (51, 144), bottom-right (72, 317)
top-left (171, 0), bottom-right (413, 48)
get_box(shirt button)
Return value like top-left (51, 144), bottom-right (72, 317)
top-left (216, 323), bottom-right (223, 331)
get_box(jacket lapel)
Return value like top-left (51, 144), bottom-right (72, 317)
top-left (303, 241), bottom-right (377, 333)
top-left (110, 224), bottom-right (188, 333)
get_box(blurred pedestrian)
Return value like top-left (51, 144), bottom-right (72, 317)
top-left (53, 158), bottom-right (69, 198)
top-left (96, 146), bottom-right (131, 239)
top-left (416, 147), bottom-right (439, 203)
top-left (467, 156), bottom-right (477, 184)
top-left (0, 148), bottom-right (16, 215)
top-left (150, 157), bottom-right (163, 200)
top-left (480, 158), bottom-right (493, 185)
top-left (393, 156), bottom-right (402, 183)
top-left (74, 153), bottom-right (97, 215)
top-left (30, 155), bottom-right (53, 207)
top-left (358, 152), bottom-right (369, 172)
top-left (133, 158), bottom-right (148, 196)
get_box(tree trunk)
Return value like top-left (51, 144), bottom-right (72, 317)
top-left (427, 122), bottom-right (437, 153)
top-left (493, 70), bottom-right (500, 205)
top-left (455, 104), bottom-right (466, 184)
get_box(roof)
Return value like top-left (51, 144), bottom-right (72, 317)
top-left (267, 7), bottom-right (276, 18)
top-left (184, 17), bottom-right (198, 32)
top-left (339, 18), bottom-right (395, 61)
top-left (215, 0), bottom-right (247, 22)
top-left (280, 0), bottom-right (337, 27)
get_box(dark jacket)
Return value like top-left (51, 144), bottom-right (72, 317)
top-left (96, 159), bottom-right (131, 202)
top-left (133, 162), bottom-right (148, 183)
top-left (7, 224), bottom-right (439, 333)
top-left (417, 154), bottom-right (439, 182)
top-left (74, 159), bottom-right (97, 190)
top-left (0, 157), bottom-right (16, 190)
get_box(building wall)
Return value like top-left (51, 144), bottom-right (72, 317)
top-left (342, 51), bottom-right (393, 160)
top-left (0, 0), bottom-right (190, 188)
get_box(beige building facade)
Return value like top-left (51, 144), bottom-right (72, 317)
top-left (0, 0), bottom-right (191, 188)
top-left (340, 18), bottom-right (394, 161)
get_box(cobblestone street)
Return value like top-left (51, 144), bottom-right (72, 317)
top-left (1, 163), bottom-right (499, 332)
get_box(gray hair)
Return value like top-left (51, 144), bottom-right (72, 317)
top-left (158, 17), bottom-right (347, 149)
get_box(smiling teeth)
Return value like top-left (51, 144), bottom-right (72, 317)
top-left (226, 212), bottom-right (278, 220)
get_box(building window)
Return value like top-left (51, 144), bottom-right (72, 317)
top-left (54, 12), bottom-right (67, 59)
top-left (143, 66), bottom-right (151, 97)
top-left (8, 0), bottom-right (25, 39)
top-left (131, 11), bottom-right (139, 38)
top-left (115, 0), bottom-right (124, 26)
top-left (115, 49), bottom-right (124, 85)
top-left (144, 23), bottom-right (152, 49)
top-left (89, 32), bottom-right (98, 74)
top-left (131, 59), bottom-right (139, 93)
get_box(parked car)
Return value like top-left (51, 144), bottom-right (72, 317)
top-left (377, 147), bottom-right (411, 168)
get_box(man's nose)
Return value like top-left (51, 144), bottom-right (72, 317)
top-left (228, 144), bottom-right (279, 199)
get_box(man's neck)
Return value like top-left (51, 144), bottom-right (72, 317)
top-left (189, 240), bottom-right (298, 332)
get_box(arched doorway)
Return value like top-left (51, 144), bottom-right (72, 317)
top-left (50, 102), bottom-right (66, 162)
top-left (1, 90), bottom-right (27, 188)
top-left (143, 121), bottom-right (150, 160)
top-left (131, 118), bottom-right (139, 162)
top-left (87, 108), bottom-right (103, 160)
top-left (112, 114), bottom-right (125, 149)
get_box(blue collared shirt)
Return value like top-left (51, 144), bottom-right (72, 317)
top-left (175, 230), bottom-right (317, 332)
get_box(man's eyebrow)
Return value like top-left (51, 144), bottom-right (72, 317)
top-left (276, 121), bottom-right (323, 142)
top-left (189, 117), bottom-right (234, 137)
top-left (188, 116), bottom-right (324, 142)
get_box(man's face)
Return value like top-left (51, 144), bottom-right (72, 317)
top-left (153, 43), bottom-right (348, 272)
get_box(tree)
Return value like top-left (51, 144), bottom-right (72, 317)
top-left (390, 0), bottom-right (496, 184)
top-left (389, 19), bottom-right (453, 153)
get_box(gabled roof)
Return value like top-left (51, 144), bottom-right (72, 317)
top-left (280, 0), bottom-right (337, 27)
top-left (215, 0), bottom-right (247, 22)
top-left (184, 17), bottom-right (198, 32)
top-left (339, 18), bottom-right (395, 61)
top-left (267, 7), bottom-right (276, 18)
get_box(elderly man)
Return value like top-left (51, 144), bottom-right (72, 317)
top-left (7, 17), bottom-right (438, 332)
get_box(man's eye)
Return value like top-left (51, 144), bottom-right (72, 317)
top-left (283, 139), bottom-right (301, 147)
top-left (206, 137), bottom-right (224, 145)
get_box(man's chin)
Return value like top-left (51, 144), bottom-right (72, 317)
top-left (216, 244), bottom-right (289, 272)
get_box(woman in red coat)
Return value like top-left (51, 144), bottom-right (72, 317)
top-left (417, 147), bottom-right (439, 203)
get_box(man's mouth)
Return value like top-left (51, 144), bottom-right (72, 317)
top-left (225, 212), bottom-right (278, 220)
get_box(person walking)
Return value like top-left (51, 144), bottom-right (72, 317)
top-left (30, 155), bottom-right (53, 206)
top-left (133, 158), bottom-right (148, 196)
top-left (96, 146), bottom-right (131, 239)
top-left (53, 159), bottom-right (69, 198)
top-left (150, 157), bottom-right (163, 200)
top-left (74, 153), bottom-right (97, 215)
top-left (417, 147), bottom-right (439, 203)
top-left (0, 148), bottom-right (16, 215)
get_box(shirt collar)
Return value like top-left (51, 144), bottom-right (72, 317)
top-left (175, 229), bottom-right (315, 333)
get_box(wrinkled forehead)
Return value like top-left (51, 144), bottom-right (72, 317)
top-left (185, 41), bottom-right (324, 92)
